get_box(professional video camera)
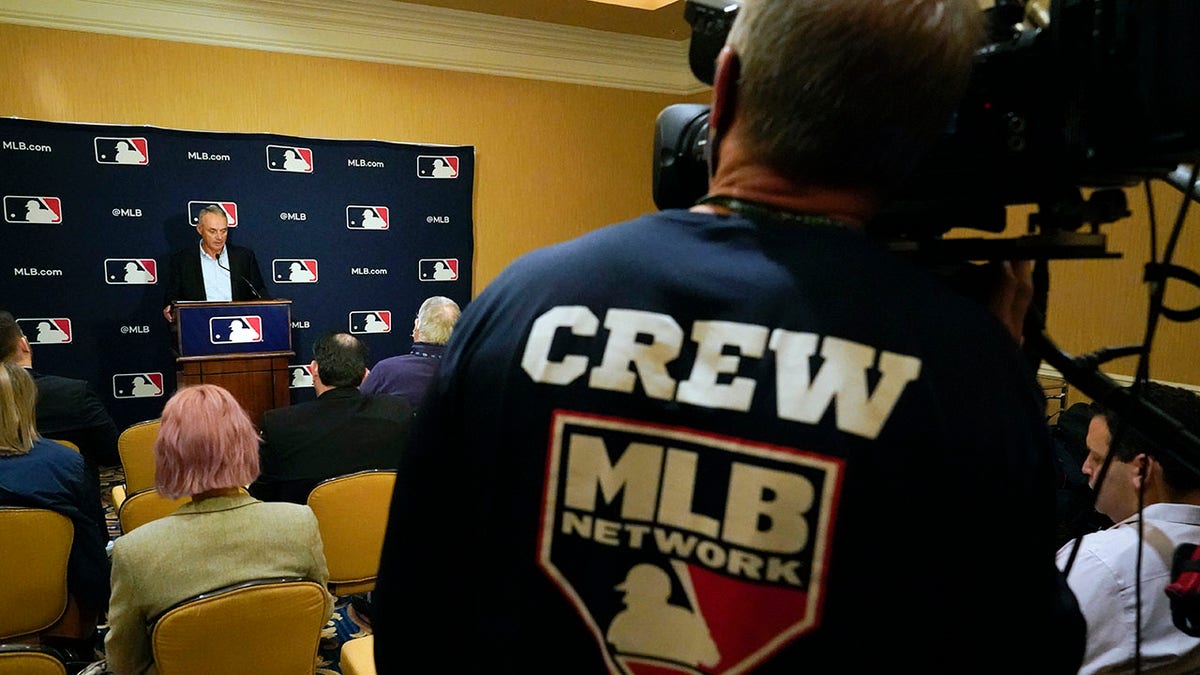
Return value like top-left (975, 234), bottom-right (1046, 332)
top-left (655, 0), bottom-right (1200, 643)
top-left (654, 0), bottom-right (1200, 263)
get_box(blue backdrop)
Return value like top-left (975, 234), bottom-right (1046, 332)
top-left (0, 117), bottom-right (474, 430)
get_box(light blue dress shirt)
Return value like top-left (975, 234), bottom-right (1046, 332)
top-left (198, 242), bottom-right (232, 301)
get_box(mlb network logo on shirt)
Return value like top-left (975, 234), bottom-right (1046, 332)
top-left (289, 364), bottom-right (314, 389)
top-left (419, 258), bottom-right (458, 282)
top-left (188, 201), bottom-right (238, 227)
top-left (94, 137), bottom-right (149, 165)
top-left (4, 196), bottom-right (62, 224)
top-left (417, 155), bottom-right (458, 179)
top-left (345, 205), bottom-right (389, 230)
top-left (266, 144), bottom-right (313, 173)
top-left (209, 316), bottom-right (263, 344)
top-left (104, 259), bottom-right (157, 285)
top-left (112, 372), bottom-right (164, 399)
top-left (17, 318), bottom-right (72, 345)
top-left (272, 259), bottom-right (319, 283)
top-left (348, 311), bottom-right (391, 334)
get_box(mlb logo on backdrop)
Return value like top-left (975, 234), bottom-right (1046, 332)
top-left (266, 144), bottom-right (314, 173)
top-left (419, 258), bottom-right (458, 282)
top-left (345, 205), bottom-right (389, 230)
top-left (209, 316), bottom-right (263, 344)
top-left (289, 364), bottom-right (314, 389)
top-left (348, 311), bottom-right (391, 334)
top-left (4, 196), bottom-right (62, 224)
top-left (17, 318), bottom-right (72, 344)
top-left (273, 259), bottom-right (319, 283)
top-left (104, 259), bottom-right (157, 284)
top-left (417, 155), bottom-right (458, 179)
top-left (94, 137), bottom-right (149, 165)
top-left (112, 373), bottom-right (164, 399)
top-left (188, 201), bottom-right (238, 227)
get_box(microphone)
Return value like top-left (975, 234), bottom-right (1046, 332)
top-left (216, 258), bottom-right (262, 299)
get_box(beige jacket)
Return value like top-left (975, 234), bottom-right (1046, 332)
top-left (104, 493), bottom-right (332, 675)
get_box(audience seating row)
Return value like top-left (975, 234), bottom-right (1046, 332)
top-left (2, 416), bottom-right (395, 673)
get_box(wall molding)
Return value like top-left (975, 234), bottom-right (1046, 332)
top-left (0, 0), bottom-right (707, 95)
top-left (1038, 364), bottom-right (1200, 395)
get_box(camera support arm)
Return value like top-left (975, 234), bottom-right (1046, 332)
top-left (1028, 326), bottom-right (1200, 481)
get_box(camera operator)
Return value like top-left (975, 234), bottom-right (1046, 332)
top-left (373, 0), bottom-right (1084, 672)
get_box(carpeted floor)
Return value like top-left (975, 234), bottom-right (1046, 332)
top-left (97, 467), bottom-right (373, 674)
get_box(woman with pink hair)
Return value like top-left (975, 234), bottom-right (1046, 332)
top-left (104, 384), bottom-right (331, 675)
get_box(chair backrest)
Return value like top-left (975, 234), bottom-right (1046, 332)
top-left (151, 578), bottom-right (328, 675)
top-left (47, 439), bottom-right (80, 454)
top-left (0, 645), bottom-right (68, 675)
top-left (118, 418), bottom-right (161, 494)
top-left (306, 470), bottom-right (397, 596)
top-left (116, 487), bottom-right (190, 535)
top-left (0, 508), bottom-right (73, 640)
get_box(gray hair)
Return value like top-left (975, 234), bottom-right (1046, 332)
top-left (725, 0), bottom-right (982, 192)
top-left (416, 296), bottom-right (461, 345)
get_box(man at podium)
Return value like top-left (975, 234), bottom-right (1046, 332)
top-left (162, 204), bottom-right (269, 322)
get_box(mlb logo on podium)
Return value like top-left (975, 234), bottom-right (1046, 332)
top-left (417, 155), bottom-right (458, 179)
top-left (94, 137), bottom-right (149, 165)
top-left (17, 318), bottom-right (72, 345)
top-left (346, 206), bottom-right (389, 230)
top-left (289, 364), bottom-right (314, 389)
top-left (209, 316), bottom-right (263, 344)
top-left (349, 311), bottom-right (391, 334)
top-left (188, 201), bottom-right (238, 227)
top-left (4, 196), bottom-right (62, 224)
top-left (273, 259), bottom-right (319, 283)
top-left (105, 259), bottom-right (157, 284)
top-left (419, 258), bottom-right (458, 282)
top-left (266, 144), bottom-right (314, 173)
top-left (112, 373), bottom-right (164, 399)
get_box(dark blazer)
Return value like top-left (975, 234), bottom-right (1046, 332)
top-left (31, 369), bottom-right (121, 467)
top-left (163, 243), bottom-right (269, 306)
top-left (250, 387), bottom-right (412, 504)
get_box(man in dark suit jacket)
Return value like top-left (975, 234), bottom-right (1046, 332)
top-left (162, 204), bottom-right (268, 322)
top-left (250, 331), bottom-right (412, 504)
top-left (0, 310), bottom-right (120, 468)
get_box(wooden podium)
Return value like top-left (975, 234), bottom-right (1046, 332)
top-left (173, 300), bottom-right (294, 427)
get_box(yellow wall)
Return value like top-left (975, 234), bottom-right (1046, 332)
top-left (1039, 181), bottom-right (1200, 388)
top-left (3, 23), bottom-right (1197, 387)
top-left (0, 23), bottom-right (689, 293)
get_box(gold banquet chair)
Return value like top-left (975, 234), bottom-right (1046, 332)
top-left (111, 418), bottom-right (162, 511)
top-left (306, 470), bottom-right (397, 597)
top-left (116, 418), bottom-right (161, 494)
top-left (116, 487), bottom-right (190, 535)
top-left (0, 508), bottom-right (73, 643)
top-left (339, 634), bottom-right (375, 675)
top-left (46, 439), bottom-right (80, 454)
top-left (0, 645), bottom-right (68, 675)
top-left (151, 578), bottom-right (328, 675)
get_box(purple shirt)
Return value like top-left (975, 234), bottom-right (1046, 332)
top-left (359, 342), bottom-right (445, 408)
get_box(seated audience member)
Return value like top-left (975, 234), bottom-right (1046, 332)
top-left (250, 331), bottom-right (411, 504)
top-left (0, 310), bottom-right (120, 468)
top-left (104, 384), bottom-right (332, 675)
top-left (360, 295), bottom-right (461, 408)
top-left (0, 362), bottom-right (110, 644)
top-left (1057, 382), bottom-right (1200, 674)
top-left (1053, 401), bottom-right (1114, 548)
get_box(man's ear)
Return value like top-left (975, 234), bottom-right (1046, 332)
top-left (1133, 453), bottom-right (1151, 488)
top-left (309, 360), bottom-right (320, 383)
top-left (708, 46), bottom-right (741, 175)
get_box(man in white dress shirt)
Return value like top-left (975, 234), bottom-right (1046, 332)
top-left (1058, 382), bottom-right (1200, 674)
